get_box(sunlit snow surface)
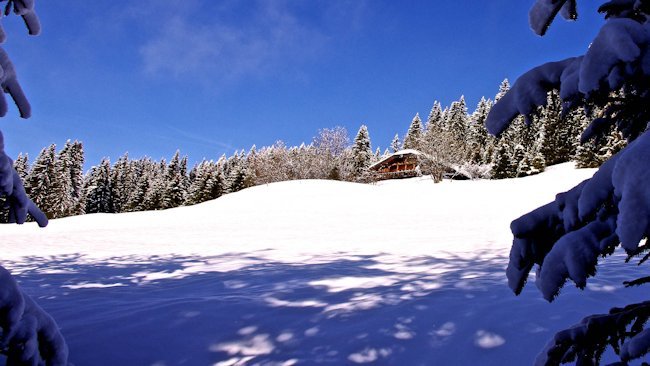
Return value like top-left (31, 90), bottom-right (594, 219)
top-left (2, 163), bottom-right (648, 365)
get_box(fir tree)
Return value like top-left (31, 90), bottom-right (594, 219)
top-left (208, 159), bottom-right (227, 199)
top-left (185, 160), bottom-right (211, 205)
top-left (390, 134), bottom-right (401, 153)
top-left (445, 96), bottom-right (470, 160)
top-left (423, 101), bottom-right (444, 152)
top-left (538, 90), bottom-right (579, 165)
top-left (13, 153), bottom-right (28, 181)
top-left (26, 144), bottom-right (58, 218)
top-left (426, 101), bottom-right (443, 131)
top-left (85, 158), bottom-right (114, 214)
top-left (110, 153), bottom-right (133, 213)
top-left (491, 141), bottom-right (515, 179)
top-left (494, 78), bottom-right (510, 102)
top-left (126, 158), bottom-right (155, 212)
top-left (163, 151), bottom-right (187, 209)
top-left (403, 113), bottom-right (423, 150)
top-left (144, 158), bottom-right (167, 210)
top-left (468, 97), bottom-right (492, 162)
top-left (50, 141), bottom-right (74, 218)
top-left (351, 124), bottom-right (373, 179)
top-left (227, 163), bottom-right (247, 192)
top-left (67, 141), bottom-right (85, 216)
top-left (512, 144), bottom-right (528, 177)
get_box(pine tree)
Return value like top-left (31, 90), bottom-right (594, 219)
top-left (126, 157), bottom-right (155, 212)
top-left (26, 144), bottom-right (58, 218)
top-left (208, 158), bottom-right (227, 199)
top-left (491, 140), bottom-right (515, 179)
top-left (110, 153), bottom-right (133, 213)
top-left (403, 113), bottom-right (423, 150)
top-left (445, 96), bottom-right (470, 161)
top-left (163, 151), bottom-right (187, 209)
top-left (68, 141), bottom-right (85, 216)
top-left (538, 90), bottom-right (579, 165)
top-left (423, 101), bottom-right (444, 152)
top-left (185, 160), bottom-right (211, 205)
top-left (390, 134), bottom-right (401, 153)
top-left (50, 141), bottom-right (74, 218)
top-left (495, 78), bottom-right (510, 102)
top-left (144, 158), bottom-right (167, 210)
top-left (373, 147), bottom-right (381, 162)
top-left (597, 128), bottom-right (627, 163)
top-left (512, 144), bottom-right (528, 177)
top-left (468, 97), bottom-right (492, 163)
top-left (85, 158), bottom-right (114, 214)
top-left (13, 153), bottom-right (29, 181)
top-left (351, 124), bottom-right (373, 179)
top-left (426, 101), bottom-right (444, 131)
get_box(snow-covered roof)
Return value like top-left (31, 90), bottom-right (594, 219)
top-left (369, 149), bottom-right (423, 170)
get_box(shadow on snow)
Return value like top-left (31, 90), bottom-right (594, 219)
top-left (2, 251), bottom-right (648, 365)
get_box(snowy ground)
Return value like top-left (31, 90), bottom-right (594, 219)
top-left (2, 163), bottom-right (648, 365)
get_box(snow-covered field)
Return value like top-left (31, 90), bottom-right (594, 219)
top-left (2, 163), bottom-right (648, 365)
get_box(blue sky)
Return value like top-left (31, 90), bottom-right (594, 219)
top-left (1, 1), bottom-right (604, 169)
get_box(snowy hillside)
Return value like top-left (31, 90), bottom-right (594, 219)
top-left (3, 163), bottom-right (647, 365)
top-left (4, 163), bottom-right (595, 261)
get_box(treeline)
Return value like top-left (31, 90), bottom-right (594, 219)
top-left (389, 79), bottom-right (626, 181)
top-left (1, 79), bottom-right (626, 221)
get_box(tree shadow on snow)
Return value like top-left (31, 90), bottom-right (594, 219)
top-left (2, 250), bottom-right (648, 365)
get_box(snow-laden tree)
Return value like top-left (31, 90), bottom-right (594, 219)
top-left (403, 113), bottom-right (423, 150)
top-left (445, 96), bottom-right (471, 161)
top-left (495, 78), bottom-right (510, 102)
top-left (63, 140), bottom-right (85, 216)
top-left (85, 158), bottom-right (114, 214)
top-left (468, 97), bottom-right (492, 163)
top-left (390, 133), bottom-right (401, 153)
top-left (144, 158), bottom-right (167, 210)
top-left (0, 2), bottom-right (69, 363)
top-left (13, 152), bottom-right (28, 181)
top-left (26, 144), bottom-right (57, 218)
top-left (110, 152), bottom-right (133, 213)
top-left (163, 150), bottom-right (187, 208)
top-left (486, 1), bottom-right (650, 364)
top-left (423, 101), bottom-right (444, 154)
top-left (351, 124), bottom-right (373, 179)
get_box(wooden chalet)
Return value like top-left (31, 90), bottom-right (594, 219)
top-left (368, 149), bottom-right (423, 180)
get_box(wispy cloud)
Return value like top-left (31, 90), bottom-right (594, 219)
top-left (134, 1), bottom-right (367, 86)
top-left (162, 124), bottom-right (234, 152)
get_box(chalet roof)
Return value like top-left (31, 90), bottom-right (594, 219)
top-left (368, 149), bottom-right (423, 170)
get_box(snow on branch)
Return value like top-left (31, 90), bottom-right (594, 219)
top-left (0, 2), bottom-right (67, 364)
top-left (0, 0), bottom-right (40, 43)
top-left (535, 301), bottom-right (650, 365)
top-left (497, 1), bottom-right (650, 363)
top-left (0, 266), bottom-right (68, 364)
top-left (529, 0), bottom-right (577, 36)
top-left (487, 12), bottom-right (650, 139)
top-left (485, 57), bottom-right (581, 136)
